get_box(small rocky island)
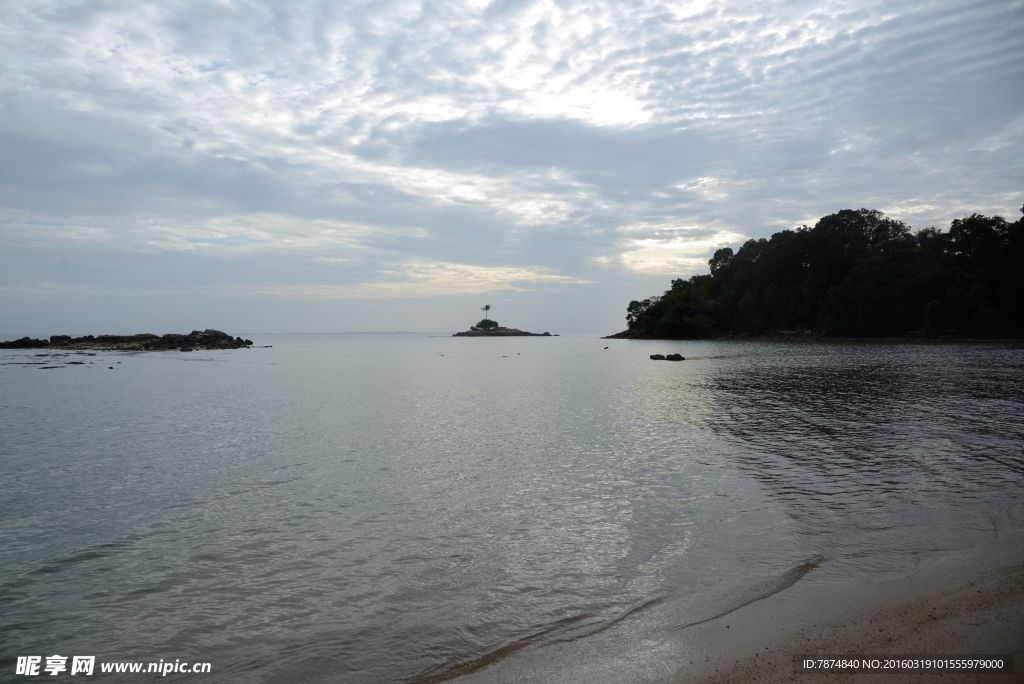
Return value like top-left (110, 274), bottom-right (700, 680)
top-left (452, 310), bottom-right (553, 337)
top-left (453, 326), bottom-right (553, 337)
top-left (0, 329), bottom-right (253, 351)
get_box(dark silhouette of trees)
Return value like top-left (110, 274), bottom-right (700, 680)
top-left (475, 304), bottom-right (498, 329)
top-left (623, 207), bottom-right (1024, 337)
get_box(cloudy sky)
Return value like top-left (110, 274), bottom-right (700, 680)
top-left (1, 0), bottom-right (1021, 335)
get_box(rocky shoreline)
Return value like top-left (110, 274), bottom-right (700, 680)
top-left (604, 328), bottom-right (826, 340)
top-left (603, 328), bottom-right (1022, 341)
top-left (0, 329), bottom-right (253, 351)
top-left (453, 326), bottom-right (554, 337)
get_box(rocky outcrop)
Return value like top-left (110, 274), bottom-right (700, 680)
top-left (606, 329), bottom-right (659, 339)
top-left (606, 328), bottom-right (708, 340)
top-left (0, 329), bottom-right (253, 351)
top-left (453, 327), bottom-right (554, 337)
top-left (650, 353), bottom-right (685, 361)
top-left (0, 336), bottom-right (51, 348)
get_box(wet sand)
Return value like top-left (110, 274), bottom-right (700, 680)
top-left (450, 527), bottom-right (1024, 684)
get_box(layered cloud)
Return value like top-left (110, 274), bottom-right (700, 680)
top-left (0, 0), bottom-right (1021, 329)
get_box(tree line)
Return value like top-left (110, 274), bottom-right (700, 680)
top-left (623, 207), bottom-right (1024, 338)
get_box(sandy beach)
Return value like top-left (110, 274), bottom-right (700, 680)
top-left (450, 514), bottom-right (1024, 684)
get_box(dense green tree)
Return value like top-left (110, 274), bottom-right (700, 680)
top-left (622, 207), bottom-right (1024, 338)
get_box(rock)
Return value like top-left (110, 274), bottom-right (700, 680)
top-left (2, 330), bottom-right (253, 351)
top-left (650, 354), bottom-right (665, 360)
top-left (180, 347), bottom-right (193, 352)
top-left (0, 336), bottom-right (49, 349)
top-left (666, 353), bottom-right (684, 361)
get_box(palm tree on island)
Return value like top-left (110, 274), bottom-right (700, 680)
top-left (477, 305), bottom-right (498, 330)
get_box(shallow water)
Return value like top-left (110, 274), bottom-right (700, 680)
top-left (1, 335), bottom-right (1022, 683)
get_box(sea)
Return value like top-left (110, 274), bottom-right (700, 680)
top-left (2, 334), bottom-right (1023, 683)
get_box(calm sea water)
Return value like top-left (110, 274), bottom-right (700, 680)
top-left (2, 335), bottom-right (1023, 682)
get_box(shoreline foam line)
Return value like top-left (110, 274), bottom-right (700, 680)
top-left (410, 598), bottom-right (668, 684)
top-left (672, 556), bottom-right (823, 632)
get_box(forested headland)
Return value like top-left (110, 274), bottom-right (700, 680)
top-left (615, 207), bottom-right (1024, 339)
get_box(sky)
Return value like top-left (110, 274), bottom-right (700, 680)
top-left (1, 0), bottom-right (1022, 335)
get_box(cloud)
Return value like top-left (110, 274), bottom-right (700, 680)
top-left (0, 0), bottom-right (1021, 330)
top-left (0, 262), bottom-right (587, 300)
top-left (615, 223), bottom-right (747, 273)
top-left (252, 261), bottom-right (589, 298)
